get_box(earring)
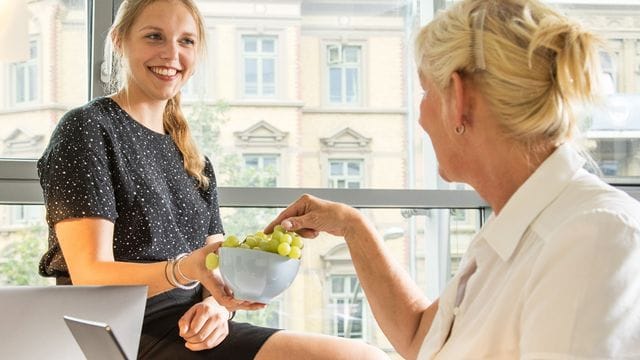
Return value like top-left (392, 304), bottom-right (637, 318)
top-left (455, 124), bottom-right (465, 135)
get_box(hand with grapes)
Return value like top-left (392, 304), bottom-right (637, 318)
top-left (205, 225), bottom-right (304, 271)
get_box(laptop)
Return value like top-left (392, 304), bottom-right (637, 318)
top-left (0, 285), bottom-right (147, 360)
top-left (64, 315), bottom-right (129, 360)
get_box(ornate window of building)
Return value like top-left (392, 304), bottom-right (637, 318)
top-left (329, 274), bottom-right (366, 338)
top-left (328, 159), bottom-right (363, 189)
top-left (326, 43), bottom-right (362, 105)
top-left (242, 35), bottom-right (277, 97)
top-left (234, 120), bottom-right (288, 186)
top-left (322, 244), bottom-right (371, 340)
top-left (10, 39), bottom-right (39, 106)
top-left (243, 154), bottom-right (279, 187)
top-left (321, 127), bottom-right (371, 188)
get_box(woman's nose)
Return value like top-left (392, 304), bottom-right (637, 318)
top-left (160, 41), bottom-right (179, 60)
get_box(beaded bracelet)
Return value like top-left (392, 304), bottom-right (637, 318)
top-left (166, 253), bottom-right (200, 290)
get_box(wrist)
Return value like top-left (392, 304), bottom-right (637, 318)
top-left (342, 208), bottom-right (375, 243)
top-left (203, 296), bottom-right (235, 320)
top-left (166, 253), bottom-right (200, 290)
top-left (183, 249), bottom-right (207, 281)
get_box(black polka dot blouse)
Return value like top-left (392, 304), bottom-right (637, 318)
top-left (38, 97), bottom-right (224, 279)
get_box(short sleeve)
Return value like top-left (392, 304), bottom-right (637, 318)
top-left (202, 156), bottom-right (224, 236)
top-left (521, 211), bottom-right (640, 359)
top-left (38, 111), bottom-right (118, 225)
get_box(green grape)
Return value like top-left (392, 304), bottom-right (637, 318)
top-left (205, 252), bottom-right (219, 270)
top-left (266, 238), bottom-right (280, 253)
top-left (223, 235), bottom-right (240, 247)
top-left (289, 246), bottom-right (302, 259)
top-left (245, 236), bottom-right (258, 248)
top-left (222, 229), bottom-right (304, 260)
top-left (259, 239), bottom-right (271, 251)
top-left (277, 242), bottom-right (291, 256)
top-left (271, 230), bottom-right (283, 242)
top-left (279, 233), bottom-right (292, 244)
top-left (291, 236), bottom-right (304, 249)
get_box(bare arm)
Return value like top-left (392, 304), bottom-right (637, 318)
top-left (265, 194), bottom-right (438, 358)
top-left (56, 217), bottom-right (262, 312)
top-left (56, 217), bottom-right (170, 296)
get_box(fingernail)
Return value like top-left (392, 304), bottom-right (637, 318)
top-left (282, 220), bottom-right (293, 230)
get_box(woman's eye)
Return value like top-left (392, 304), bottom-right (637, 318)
top-left (145, 33), bottom-right (162, 40)
top-left (181, 38), bottom-right (196, 46)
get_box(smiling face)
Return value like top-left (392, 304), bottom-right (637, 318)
top-left (117, 0), bottom-right (198, 103)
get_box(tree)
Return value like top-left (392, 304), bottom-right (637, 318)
top-left (0, 225), bottom-right (51, 285)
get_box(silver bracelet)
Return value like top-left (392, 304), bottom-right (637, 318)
top-left (167, 253), bottom-right (200, 290)
top-left (175, 253), bottom-right (198, 283)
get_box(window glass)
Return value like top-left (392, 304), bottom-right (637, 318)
top-left (11, 40), bottom-right (38, 105)
top-left (181, 63), bottom-right (208, 101)
top-left (329, 160), bottom-right (363, 189)
top-left (0, 0), bottom-right (88, 160)
top-left (0, 205), bottom-right (53, 286)
top-left (330, 275), bottom-right (365, 338)
top-left (327, 45), bottom-right (362, 105)
top-left (242, 154), bottom-right (279, 187)
top-left (241, 35), bottom-right (277, 97)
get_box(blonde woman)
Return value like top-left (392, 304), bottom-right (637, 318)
top-left (37, 0), bottom-right (388, 359)
top-left (267, 0), bottom-right (640, 358)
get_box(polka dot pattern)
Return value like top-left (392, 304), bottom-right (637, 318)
top-left (38, 97), bottom-right (223, 278)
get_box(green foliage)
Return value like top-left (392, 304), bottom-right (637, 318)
top-left (187, 99), bottom-right (229, 159)
top-left (0, 226), bottom-right (51, 285)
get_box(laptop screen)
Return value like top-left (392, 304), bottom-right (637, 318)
top-left (0, 285), bottom-right (147, 360)
top-left (64, 315), bottom-right (130, 360)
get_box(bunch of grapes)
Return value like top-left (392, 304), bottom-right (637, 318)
top-left (205, 225), bottom-right (304, 270)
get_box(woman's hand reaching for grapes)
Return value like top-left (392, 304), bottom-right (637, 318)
top-left (264, 194), bottom-right (365, 239)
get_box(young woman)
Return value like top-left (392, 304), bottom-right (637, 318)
top-left (37, 0), bottom-right (388, 359)
top-left (266, 0), bottom-right (640, 358)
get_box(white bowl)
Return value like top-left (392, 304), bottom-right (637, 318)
top-left (218, 247), bottom-right (300, 304)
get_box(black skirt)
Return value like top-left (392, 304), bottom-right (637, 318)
top-left (138, 286), bottom-right (281, 359)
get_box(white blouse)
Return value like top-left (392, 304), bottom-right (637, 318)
top-left (418, 144), bottom-right (640, 359)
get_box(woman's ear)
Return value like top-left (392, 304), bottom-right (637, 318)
top-left (111, 34), bottom-right (123, 55)
top-left (449, 72), bottom-right (467, 129)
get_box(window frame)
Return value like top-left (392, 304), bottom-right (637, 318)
top-left (240, 34), bottom-right (279, 98)
top-left (328, 158), bottom-right (364, 189)
top-left (10, 38), bottom-right (40, 106)
top-left (322, 40), bottom-right (366, 107)
top-left (328, 274), bottom-right (368, 339)
top-left (242, 153), bottom-right (281, 187)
